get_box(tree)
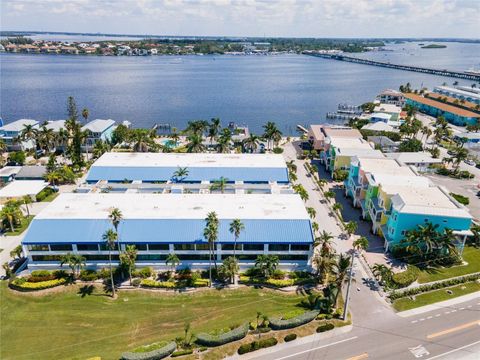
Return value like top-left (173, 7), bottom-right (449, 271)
top-left (210, 177), bottom-right (229, 193)
top-left (262, 122), bottom-right (282, 150)
top-left (229, 219), bottom-right (244, 260)
top-left (8, 151), bottom-right (26, 165)
top-left (324, 191), bottom-right (335, 203)
top-left (293, 184), bottom-right (308, 202)
top-left (451, 146), bottom-right (469, 173)
top-left (102, 229), bottom-right (118, 298)
top-left (243, 134), bottom-right (260, 153)
top-left (312, 251), bottom-right (335, 286)
top-left (332, 254), bottom-right (351, 306)
top-left (353, 237), bottom-right (369, 252)
top-left (37, 126), bottom-right (56, 154)
top-left (314, 231), bottom-right (335, 255)
top-left (1, 200), bottom-right (22, 232)
top-left (254, 254), bottom-right (279, 278)
top-left (372, 263), bottom-right (393, 288)
top-left (173, 167), bottom-right (189, 183)
top-left (82, 108), bottom-right (89, 122)
top-left (219, 256), bottom-right (239, 284)
top-left (398, 138), bottom-right (423, 152)
top-left (60, 252), bottom-right (86, 278)
top-left (2, 262), bottom-right (13, 278)
top-left (9, 245), bottom-right (23, 259)
top-left (131, 129), bottom-right (156, 152)
top-left (311, 221), bottom-right (319, 234)
top-left (344, 221), bottom-right (358, 238)
top-left (186, 133), bottom-right (206, 153)
top-left (45, 171), bottom-right (61, 187)
top-left (119, 245), bottom-right (137, 285)
top-left (306, 207), bottom-right (316, 220)
top-left (165, 253), bottom-right (180, 274)
top-left (332, 203), bottom-right (343, 216)
top-left (109, 208), bottom-right (123, 233)
top-left (204, 211), bottom-right (219, 287)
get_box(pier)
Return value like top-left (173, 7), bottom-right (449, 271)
top-left (304, 52), bottom-right (480, 81)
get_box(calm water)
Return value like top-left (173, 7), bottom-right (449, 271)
top-left (1, 42), bottom-right (479, 135)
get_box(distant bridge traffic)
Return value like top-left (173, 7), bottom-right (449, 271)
top-left (304, 52), bottom-right (480, 82)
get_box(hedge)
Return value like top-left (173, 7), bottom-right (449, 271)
top-left (450, 192), bottom-right (469, 205)
top-left (36, 187), bottom-right (55, 202)
top-left (392, 266), bottom-right (419, 288)
top-left (284, 333), bottom-right (297, 342)
top-left (316, 323), bottom-right (335, 333)
top-left (389, 273), bottom-right (480, 300)
top-left (10, 277), bottom-right (67, 291)
top-left (269, 310), bottom-right (320, 330)
top-left (237, 337), bottom-right (278, 355)
top-left (120, 341), bottom-right (176, 360)
top-left (171, 349), bottom-right (193, 357)
top-left (79, 269), bottom-right (98, 282)
top-left (140, 280), bottom-right (176, 289)
top-left (265, 278), bottom-right (295, 287)
top-left (196, 323), bottom-right (249, 347)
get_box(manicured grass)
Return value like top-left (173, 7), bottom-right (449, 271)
top-left (39, 191), bottom-right (59, 202)
top-left (4, 216), bottom-right (34, 236)
top-left (0, 282), bottom-right (307, 360)
top-left (417, 246), bottom-right (480, 284)
top-left (393, 282), bottom-right (480, 312)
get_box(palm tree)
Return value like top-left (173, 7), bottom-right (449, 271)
top-left (221, 256), bottom-right (239, 284)
top-left (262, 122), bottom-right (282, 150)
top-left (332, 203), bottom-right (343, 217)
top-left (437, 228), bottom-right (458, 257)
top-left (131, 129), bottom-right (155, 152)
top-left (451, 147), bottom-right (469, 173)
top-left (314, 231), bottom-right (335, 255)
top-left (306, 207), bottom-right (316, 220)
top-left (313, 251), bottom-right (336, 286)
top-left (20, 124), bottom-right (38, 143)
top-left (173, 167), bottom-right (189, 183)
top-left (242, 134), bottom-right (260, 153)
top-left (22, 195), bottom-right (32, 217)
top-left (372, 263), bottom-right (393, 287)
top-left (186, 133), bottom-right (206, 153)
top-left (170, 128), bottom-right (180, 146)
top-left (165, 253), bottom-right (180, 274)
top-left (9, 245), bottom-right (23, 259)
top-left (289, 172), bottom-right (298, 183)
top-left (324, 190), bottom-right (335, 203)
top-left (311, 221), bottom-right (319, 234)
top-left (210, 177), bottom-right (229, 193)
top-left (46, 171), bottom-right (61, 187)
top-left (208, 118), bottom-right (221, 143)
top-left (332, 254), bottom-right (351, 306)
top-left (109, 208), bottom-right (123, 233)
top-left (0, 201), bottom-right (22, 232)
top-left (229, 219), bottom-right (244, 260)
top-left (286, 160), bottom-right (297, 173)
top-left (344, 221), bottom-right (358, 239)
top-left (82, 108), bottom-right (89, 123)
top-left (60, 252), bottom-right (86, 278)
top-left (102, 229), bottom-right (118, 298)
top-left (204, 211), bottom-right (219, 287)
top-left (37, 126), bottom-right (56, 154)
top-left (254, 254), bottom-right (279, 278)
top-left (119, 245), bottom-right (137, 285)
top-left (185, 120), bottom-right (209, 136)
top-left (353, 237), bottom-right (369, 252)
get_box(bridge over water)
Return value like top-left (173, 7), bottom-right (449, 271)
top-left (304, 52), bottom-right (480, 82)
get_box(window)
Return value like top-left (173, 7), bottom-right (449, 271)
top-left (50, 244), bottom-right (73, 251)
top-left (221, 244), bottom-right (242, 251)
top-left (174, 244), bottom-right (195, 251)
top-left (124, 243), bottom-right (147, 251)
top-left (27, 244), bottom-right (50, 252)
top-left (234, 254), bottom-right (258, 261)
top-left (196, 243), bottom-right (210, 251)
top-left (269, 244), bottom-right (290, 252)
top-left (148, 244), bottom-right (169, 251)
top-left (77, 244), bottom-right (99, 251)
top-left (137, 254), bottom-right (167, 261)
top-left (83, 254), bottom-right (119, 261)
top-left (291, 244), bottom-right (310, 251)
top-left (277, 254), bottom-right (309, 261)
top-left (242, 244), bottom-right (264, 251)
top-left (401, 230), bottom-right (406, 236)
top-left (177, 254), bottom-right (210, 261)
top-left (31, 255), bottom-right (61, 262)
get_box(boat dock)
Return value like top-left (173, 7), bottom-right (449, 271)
top-left (304, 52), bottom-right (480, 81)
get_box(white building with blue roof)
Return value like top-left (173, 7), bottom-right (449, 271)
top-left (86, 152), bottom-right (290, 184)
top-left (22, 193), bottom-right (314, 270)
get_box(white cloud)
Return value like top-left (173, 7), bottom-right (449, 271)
top-left (1, 0), bottom-right (479, 37)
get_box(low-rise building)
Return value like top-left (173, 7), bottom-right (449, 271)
top-left (376, 89), bottom-right (405, 107)
top-left (367, 136), bottom-right (399, 152)
top-left (0, 180), bottom-right (48, 202)
top-left (0, 119), bottom-right (39, 151)
top-left (454, 132), bottom-right (480, 148)
top-left (385, 152), bottom-right (442, 172)
top-left (81, 119), bottom-right (115, 151)
top-left (0, 166), bottom-right (22, 183)
top-left (361, 122), bottom-right (398, 133)
top-left (433, 86), bottom-right (480, 105)
top-left (22, 193), bottom-right (314, 271)
top-left (15, 166), bottom-right (47, 180)
top-left (307, 125), bottom-right (361, 151)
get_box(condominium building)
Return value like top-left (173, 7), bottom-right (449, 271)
top-left (0, 119), bottom-right (39, 151)
top-left (22, 193), bottom-right (314, 271)
top-left (433, 86), bottom-right (480, 105)
top-left (81, 119), bottom-right (116, 151)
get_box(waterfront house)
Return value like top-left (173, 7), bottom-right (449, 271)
top-left (382, 186), bottom-right (472, 253)
top-left (376, 89), bottom-right (405, 107)
top-left (361, 122), bottom-right (398, 133)
top-left (367, 136), bottom-right (399, 152)
top-left (81, 119), bottom-right (115, 151)
top-left (370, 112), bottom-right (392, 123)
top-left (404, 93), bottom-right (480, 126)
top-left (385, 152), bottom-right (442, 172)
top-left (373, 103), bottom-right (402, 121)
top-left (22, 193), bottom-right (314, 271)
top-left (0, 119), bottom-right (39, 151)
top-left (60, 46), bottom-right (79, 54)
top-left (86, 152), bottom-right (289, 185)
top-left (307, 125), bottom-right (362, 152)
top-left (433, 86), bottom-right (480, 105)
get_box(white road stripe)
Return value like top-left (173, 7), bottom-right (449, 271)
top-left (459, 307), bottom-right (465, 310)
top-left (427, 316), bottom-right (433, 319)
top-left (425, 339), bottom-right (480, 360)
top-left (451, 310), bottom-right (457, 313)
top-left (435, 314), bottom-right (441, 317)
top-left (420, 318), bottom-right (425, 321)
top-left (274, 336), bottom-right (359, 360)
top-left (411, 320), bottom-right (418, 324)
top-left (445, 311), bottom-right (450, 314)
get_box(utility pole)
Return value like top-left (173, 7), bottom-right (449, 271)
top-left (342, 251), bottom-right (355, 321)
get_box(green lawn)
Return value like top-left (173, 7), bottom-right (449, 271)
top-left (40, 192), bottom-right (59, 202)
top-left (0, 282), bottom-right (307, 360)
top-left (4, 216), bottom-right (34, 236)
top-left (393, 282), bottom-right (480, 312)
top-left (417, 246), bottom-right (480, 283)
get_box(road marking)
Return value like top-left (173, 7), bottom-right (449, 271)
top-left (274, 336), bottom-right (358, 360)
top-left (411, 320), bottom-right (418, 324)
top-left (425, 339), bottom-right (480, 360)
top-left (451, 309), bottom-right (457, 313)
top-left (444, 311), bottom-right (450, 314)
top-left (467, 305), bottom-right (472, 308)
top-left (409, 345), bottom-right (430, 358)
top-left (427, 320), bottom-right (480, 339)
top-left (435, 314), bottom-right (441, 317)
top-left (346, 353), bottom-right (368, 360)
top-left (419, 318), bottom-right (425, 321)
top-left (459, 307), bottom-right (465, 310)
top-left (427, 316), bottom-right (433, 319)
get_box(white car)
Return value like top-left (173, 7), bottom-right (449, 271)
top-left (464, 159), bottom-right (475, 166)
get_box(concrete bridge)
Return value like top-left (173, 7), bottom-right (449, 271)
top-left (305, 52), bottom-right (480, 81)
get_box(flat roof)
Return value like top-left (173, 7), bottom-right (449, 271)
top-left (336, 148), bottom-right (383, 158)
top-left (405, 93), bottom-right (480, 118)
top-left (378, 176), bottom-right (431, 192)
top-left (371, 113), bottom-right (392, 120)
top-left (0, 180), bottom-right (48, 198)
top-left (0, 166), bottom-right (22, 177)
top-left (330, 137), bottom-right (372, 149)
top-left (385, 152), bottom-right (442, 164)
top-left (309, 125), bottom-right (361, 141)
top-left (357, 157), bottom-right (405, 174)
top-left (373, 104), bottom-right (402, 114)
top-left (434, 86), bottom-right (480, 100)
top-left (0, 119), bottom-right (39, 132)
top-left (362, 122), bottom-right (398, 132)
top-left (23, 193), bottom-right (313, 244)
top-left (391, 186), bottom-right (471, 218)
top-left (16, 166), bottom-right (47, 179)
top-left (86, 152), bottom-right (289, 183)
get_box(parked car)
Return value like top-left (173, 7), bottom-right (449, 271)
top-left (464, 159), bottom-right (475, 166)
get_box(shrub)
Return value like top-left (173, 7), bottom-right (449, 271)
top-left (36, 187), bottom-right (55, 202)
top-left (28, 270), bottom-right (56, 282)
top-left (244, 267), bottom-right (263, 278)
top-left (273, 147), bottom-right (284, 154)
top-left (265, 278), bottom-right (295, 288)
top-left (449, 192), bottom-right (469, 205)
top-left (270, 269), bottom-right (286, 279)
top-left (284, 333), bottom-right (297, 342)
top-left (132, 278), bottom-right (141, 287)
top-left (193, 279), bottom-right (209, 287)
top-left (140, 279), bottom-right (176, 289)
top-left (120, 341), bottom-right (176, 360)
top-left (333, 169), bottom-right (348, 181)
top-left (133, 267), bottom-right (154, 279)
top-left (79, 269), bottom-right (98, 282)
top-left (392, 266), bottom-right (419, 288)
top-left (316, 323), bottom-right (335, 333)
top-left (269, 310), bottom-right (319, 330)
top-left (171, 349), bottom-right (193, 357)
top-left (10, 277), bottom-right (67, 291)
top-left (53, 269), bottom-right (68, 279)
top-left (196, 323), bottom-right (249, 347)
top-left (237, 337), bottom-right (278, 355)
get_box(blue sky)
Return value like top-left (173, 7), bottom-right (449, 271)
top-left (1, 0), bottom-right (479, 38)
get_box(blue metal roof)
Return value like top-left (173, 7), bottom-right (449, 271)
top-left (86, 166), bottom-right (289, 183)
top-left (22, 219), bottom-right (313, 245)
